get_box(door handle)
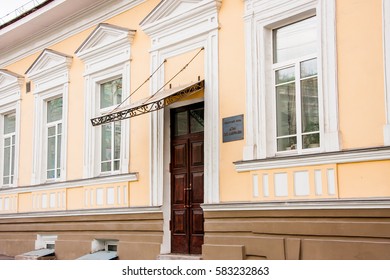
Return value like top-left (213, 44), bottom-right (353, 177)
top-left (184, 187), bottom-right (192, 208)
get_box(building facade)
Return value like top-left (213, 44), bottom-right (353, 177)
top-left (0, 0), bottom-right (390, 259)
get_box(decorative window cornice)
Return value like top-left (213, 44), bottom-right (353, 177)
top-left (140, 0), bottom-right (221, 51)
top-left (25, 49), bottom-right (72, 94)
top-left (0, 69), bottom-right (23, 105)
top-left (75, 23), bottom-right (135, 75)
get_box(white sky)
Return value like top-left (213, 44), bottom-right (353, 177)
top-left (0, 0), bottom-right (35, 19)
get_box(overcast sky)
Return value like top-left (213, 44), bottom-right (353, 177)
top-left (0, 0), bottom-right (36, 19)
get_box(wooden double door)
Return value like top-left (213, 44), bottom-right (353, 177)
top-left (170, 102), bottom-right (204, 254)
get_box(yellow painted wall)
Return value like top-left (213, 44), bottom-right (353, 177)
top-left (18, 192), bottom-right (32, 213)
top-left (218, 0), bottom-right (249, 202)
top-left (67, 187), bottom-right (84, 210)
top-left (337, 0), bottom-right (385, 149)
top-left (164, 48), bottom-right (205, 88)
top-left (338, 160), bottom-right (390, 198)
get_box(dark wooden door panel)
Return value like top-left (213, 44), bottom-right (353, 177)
top-left (191, 172), bottom-right (204, 204)
top-left (171, 103), bottom-right (204, 255)
top-left (191, 208), bottom-right (204, 234)
top-left (173, 143), bottom-right (187, 169)
top-left (190, 141), bottom-right (204, 166)
top-left (172, 209), bottom-right (186, 234)
top-left (172, 173), bottom-right (186, 204)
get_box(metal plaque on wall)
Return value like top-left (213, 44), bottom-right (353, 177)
top-left (223, 114), bottom-right (244, 143)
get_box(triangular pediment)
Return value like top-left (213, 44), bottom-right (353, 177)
top-left (0, 69), bottom-right (23, 89)
top-left (75, 23), bottom-right (136, 55)
top-left (141, 0), bottom-right (204, 26)
top-left (26, 49), bottom-right (72, 76)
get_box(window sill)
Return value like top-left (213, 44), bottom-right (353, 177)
top-left (234, 146), bottom-right (390, 172)
top-left (1, 172), bottom-right (138, 193)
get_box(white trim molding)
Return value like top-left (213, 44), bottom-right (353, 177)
top-left (0, 204), bottom-right (159, 220)
top-left (202, 198), bottom-right (390, 211)
top-left (243, 0), bottom-right (340, 160)
top-left (26, 49), bottom-right (72, 185)
top-left (75, 23), bottom-right (135, 178)
top-left (0, 172), bottom-right (137, 195)
top-left (383, 0), bottom-right (390, 145)
top-left (235, 146), bottom-right (390, 172)
top-left (0, 69), bottom-right (23, 188)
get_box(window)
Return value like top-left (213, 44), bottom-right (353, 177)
top-left (99, 78), bottom-right (122, 174)
top-left (0, 69), bottom-right (22, 188)
top-left (273, 17), bottom-right (320, 152)
top-left (46, 97), bottom-right (63, 180)
top-left (25, 49), bottom-right (71, 184)
top-left (242, 0), bottom-right (339, 162)
top-left (2, 114), bottom-right (16, 186)
top-left (75, 23), bottom-right (133, 178)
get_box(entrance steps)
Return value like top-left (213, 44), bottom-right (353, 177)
top-left (157, 254), bottom-right (202, 260)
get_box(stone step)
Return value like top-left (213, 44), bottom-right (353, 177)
top-left (157, 254), bottom-right (202, 260)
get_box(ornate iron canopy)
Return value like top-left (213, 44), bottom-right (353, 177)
top-left (91, 80), bottom-right (204, 126)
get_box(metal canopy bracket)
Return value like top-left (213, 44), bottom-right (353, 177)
top-left (91, 80), bottom-right (204, 126)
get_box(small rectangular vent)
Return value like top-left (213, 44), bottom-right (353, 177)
top-left (26, 81), bottom-right (31, 93)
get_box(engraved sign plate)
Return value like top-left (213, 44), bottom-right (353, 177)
top-left (223, 115), bottom-right (244, 143)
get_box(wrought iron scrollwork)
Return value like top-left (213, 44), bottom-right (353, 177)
top-left (91, 80), bottom-right (204, 126)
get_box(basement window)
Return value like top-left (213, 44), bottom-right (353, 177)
top-left (76, 239), bottom-right (118, 260)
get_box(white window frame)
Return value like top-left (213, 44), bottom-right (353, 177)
top-left (45, 96), bottom-right (63, 181)
top-left (243, 0), bottom-right (340, 160)
top-left (75, 24), bottom-right (134, 178)
top-left (2, 113), bottom-right (16, 186)
top-left (0, 70), bottom-right (22, 188)
top-left (32, 87), bottom-right (68, 184)
top-left (82, 66), bottom-right (130, 178)
top-left (98, 76), bottom-right (123, 176)
top-left (26, 49), bottom-right (71, 185)
top-left (272, 18), bottom-right (321, 155)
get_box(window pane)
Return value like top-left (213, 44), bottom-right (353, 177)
top-left (4, 137), bottom-right (10, 147)
top-left (301, 77), bottom-right (319, 133)
top-left (3, 146), bottom-right (10, 176)
top-left (101, 162), bottom-right (111, 172)
top-left (100, 78), bottom-right (122, 109)
top-left (276, 83), bottom-right (296, 137)
top-left (11, 143), bottom-right (15, 176)
top-left (174, 111), bottom-right (188, 136)
top-left (273, 17), bottom-right (317, 63)
top-left (303, 133), bottom-right (320, 149)
top-left (190, 108), bottom-right (204, 133)
top-left (47, 136), bottom-right (55, 170)
top-left (114, 160), bottom-right (120, 171)
top-left (275, 67), bottom-right (295, 84)
top-left (57, 133), bottom-right (61, 172)
top-left (277, 136), bottom-right (297, 151)
top-left (48, 126), bottom-right (56, 137)
top-left (301, 58), bottom-right (317, 78)
top-left (47, 170), bottom-right (55, 179)
top-left (114, 122), bottom-right (121, 160)
top-left (47, 97), bottom-right (63, 123)
top-left (3, 176), bottom-right (9, 185)
top-left (4, 114), bottom-right (15, 134)
top-left (101, 124), bottom-right (112, 162)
